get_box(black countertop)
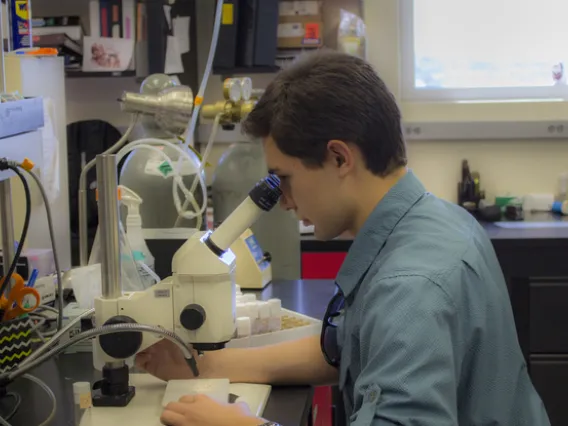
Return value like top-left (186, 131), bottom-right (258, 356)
top-left (301, 213), bottom-right (568, 252)
top-left (480, 213), bottom-right (568, 241)
top-left (254, 279), bottom-right (337, 319)
top-left (6, 280), bottom-right (337, 426)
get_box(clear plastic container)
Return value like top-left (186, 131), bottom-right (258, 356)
top-left (88, 220), bottom-right (144, 292)
top-left (121, 185), bottom-right (157, 288)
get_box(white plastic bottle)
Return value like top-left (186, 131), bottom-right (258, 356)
top-left (267, 298), bottom-right (282, 332)
top-left (246, 302), bottom-right (260, 334)
top-left (120, 185), bottom-right (157, 288)
top-left (258, 302), bottom-right (270, 334)
top-left (73, 382), bottom-right (92, 425)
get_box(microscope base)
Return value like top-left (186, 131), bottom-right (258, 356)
top-left (92, 385), bottom-right (136, 407)
top-left (92, 364), bottom-right (136, 407)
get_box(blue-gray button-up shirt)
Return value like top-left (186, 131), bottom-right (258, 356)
top-left (336, 170), bottom-right (550, 425)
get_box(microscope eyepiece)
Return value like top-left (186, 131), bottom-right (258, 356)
top-left (249, 174), bottom-right (282, 212)
top-left (207, 174), bottom-right (282, 254)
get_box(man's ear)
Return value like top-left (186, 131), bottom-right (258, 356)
top-left (327, 140), bottom-right (353, 176)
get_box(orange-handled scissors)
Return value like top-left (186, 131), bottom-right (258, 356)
top-left (0, 273), bottom-right (40, 321)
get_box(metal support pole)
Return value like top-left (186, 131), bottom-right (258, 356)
top-left (4, 0), bottom-right (12, 51)
top-left (0, 180), bottom-right (15, 291)
top-left (95, 154), bottom-right (121, 299)
top-left (78, 188), bottom-right (89, 266)
top-left (0, 0), bottom-right (7, 92)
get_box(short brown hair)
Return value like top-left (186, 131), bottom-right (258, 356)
top-left (241, 50), bottom-right (407, 176)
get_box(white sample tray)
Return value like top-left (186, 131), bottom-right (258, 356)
top-left (226, 308), bottom-right (321, 348)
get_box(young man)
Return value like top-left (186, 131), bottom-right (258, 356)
top-left (136, 51), bottom-right (551, 426)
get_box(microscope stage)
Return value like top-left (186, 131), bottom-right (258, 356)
top-left (79, 374), bottom-right (271, 425)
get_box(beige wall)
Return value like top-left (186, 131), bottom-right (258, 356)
top-left (365, 0), bottom-right (568, 201)
top-left (25, 0), bottom-right (568, 201)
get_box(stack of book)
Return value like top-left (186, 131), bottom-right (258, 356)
top-left (31, 16), bottom-right (83, 70)
top-left (29, 1), bottom-right (144, 74)
top-left (89, 0), bottom-right (137, 41)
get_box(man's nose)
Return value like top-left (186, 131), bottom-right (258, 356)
top-left (279, 193), bottom-right (295, 211)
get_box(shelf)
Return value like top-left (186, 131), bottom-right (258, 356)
top-left (212, 65), bottom-right (280, 77)
top-left (65, 70), bottom-right (137, 78)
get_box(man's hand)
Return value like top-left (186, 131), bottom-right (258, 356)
top-left (135, 339), bottom-right (197, 381)
top-left (160, 394), bottom-right (263, 426)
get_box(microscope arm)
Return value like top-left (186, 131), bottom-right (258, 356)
top-left (95, 277), bottom-right (181, 360)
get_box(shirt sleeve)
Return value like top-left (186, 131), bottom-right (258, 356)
top-left (349, 275), bottom-right (459, 426)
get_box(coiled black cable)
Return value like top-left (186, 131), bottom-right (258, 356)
top-left (0, 160), bottom-right (31, 299)
top-left (0, 392), bottom-right (21, 421)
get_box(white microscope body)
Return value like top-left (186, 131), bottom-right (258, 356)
top-left (93, 175), bottom-right (282, 369)
top-left (94, 232), bottom-right (236, 359)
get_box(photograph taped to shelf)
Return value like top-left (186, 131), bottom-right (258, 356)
top-left (82, 36), bottom-right (134, 72)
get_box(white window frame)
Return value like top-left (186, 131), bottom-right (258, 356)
top-left (399, 0), bottom-right (568, 102)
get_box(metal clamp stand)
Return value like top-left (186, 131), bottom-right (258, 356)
top-left (0, 0), bottom-right (6, 92)
top-left (1, 3), bottom-right (14, 289)
top-left (0, 181), bottom-right (15, 292)
top-left (91, 154), bottom-right (136, 407)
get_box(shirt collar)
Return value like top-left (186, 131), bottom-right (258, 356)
top-left (336, 170), bottom-right (427, 298)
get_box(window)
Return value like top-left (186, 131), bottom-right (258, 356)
top-left (400, 0), bottom-right (568, 101)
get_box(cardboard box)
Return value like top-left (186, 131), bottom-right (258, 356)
top-left (277, 20), bottom-right (323, 48)
top-left (278, 1), bottom-right (323, 49)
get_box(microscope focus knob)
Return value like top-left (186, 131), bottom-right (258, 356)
top-left (180, 304), bottom-right (206, 331)
top-left (99, 316), bottom-right (143, 359)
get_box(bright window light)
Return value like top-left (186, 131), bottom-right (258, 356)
top-left (400, 0), bottom-right (568, 101)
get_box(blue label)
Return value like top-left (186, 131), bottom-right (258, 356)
top-left (11, 0), bottom-right (32, 49)
top-left (244, 235), bottom-right (269, 271)
top-left (552, 201), bottom-right (568, 215)
top-left (245, 235), bottom-right (263, 263)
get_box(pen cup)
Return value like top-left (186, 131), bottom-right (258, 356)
top-left (0, 316), bottom-right (35, 374)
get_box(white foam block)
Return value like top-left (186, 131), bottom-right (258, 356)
top-left (230, 383), bottom-right (272, 415)
top-left (162, 379), bottom-right (230, 406)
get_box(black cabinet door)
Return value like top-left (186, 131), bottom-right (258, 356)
top-left (529, 280), bottom-right (568, 353)
top-left (530, 358), bottom-right (568, 426)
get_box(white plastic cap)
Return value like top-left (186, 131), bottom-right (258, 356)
top-left (236, 303), bottom-right (250, 319)
top-left (243, 293), bottom-right (256, 303)
top-left (236, 317), bottom-right (252, 337)
top-left (119, 185), bottom-right (143, 216)
top-left (73, 382), bottom-right (91, 404)
top-left (126, 215), bottom-right (143, 229)
top-left (267, 298), bottom-right (282, 317)
top-left (73, 382), bottom-right (91, 395)
top-left (258, 301), bottom-right (270, 319)
top-left (246, 302), bottom-right (260, 318)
